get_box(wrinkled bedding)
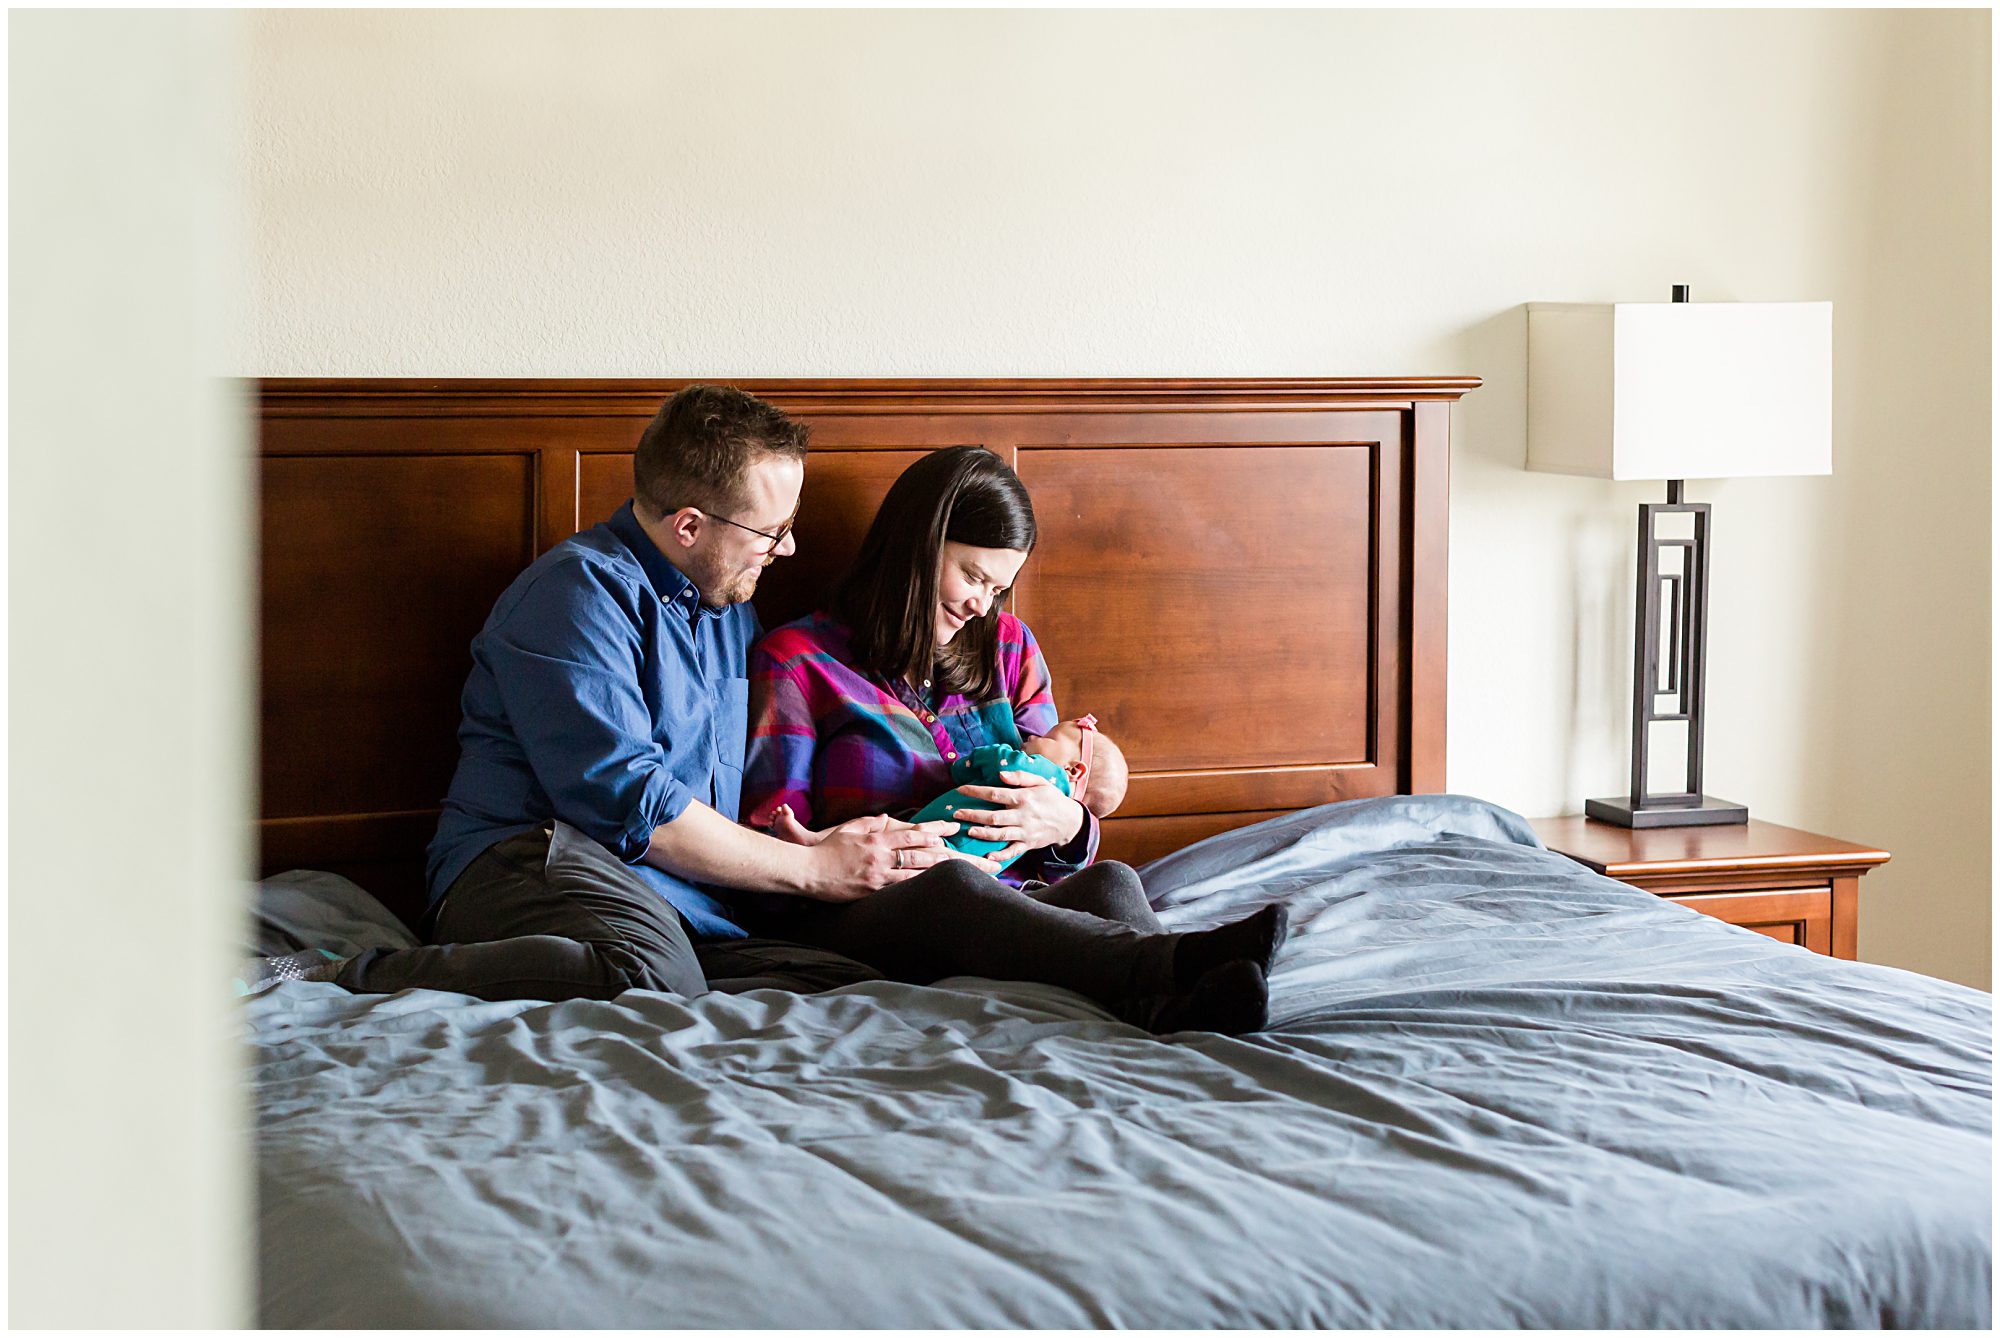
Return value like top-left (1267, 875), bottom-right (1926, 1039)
top-left (250, 795), bottom-right (1991, 1328)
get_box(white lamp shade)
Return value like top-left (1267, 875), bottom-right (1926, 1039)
top-left (1526, 300), bottom-right (1832, 480)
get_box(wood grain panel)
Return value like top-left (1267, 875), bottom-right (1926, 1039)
top-left (262, 377), bottom-right (1481, 420)
top-left (577, 451), bottom-right (635, 532)
top-left (576, 448), bottom-right (942, 633)
top-left (1111, 764), bottom-right (1388, 821)
top-left (1013, 444), bottom-right (1375, 774)
top-left (260, 453), bottom-right (535, 819)
top-left (261, 412), bottom-right (641, 457)
top-left (1670, 888), bottom-right (1833, 953)
top-left (1527, 815), bottom-right (1892, 879)
top-left (260, 810), bottom-right (438, 928)
top-left (538, 446), bottom-right (581, 555)
top-left (1099, 810), bottom-right (1295, 869)
top-left (1830, 875), bottom-right (1859, 960)
top-left (257, 379), bottom-right (1474, 898)
top-left (753, 450), bottom-right (939, 631)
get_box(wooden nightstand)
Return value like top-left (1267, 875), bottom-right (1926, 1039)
top-left (1528, 816), bottom-right (1891, 959)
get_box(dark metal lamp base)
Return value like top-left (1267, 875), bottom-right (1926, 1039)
top-left (1584, 795), bottom-right (1750, 828)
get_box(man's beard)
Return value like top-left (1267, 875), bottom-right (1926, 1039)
top-left (693, 552), bottom-right (765, 607)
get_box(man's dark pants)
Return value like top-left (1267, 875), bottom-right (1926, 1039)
top-left (334, 822), bottom-right (879, 1001)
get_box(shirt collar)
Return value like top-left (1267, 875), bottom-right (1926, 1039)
top-left (607, 499), bottom-right (721, 621)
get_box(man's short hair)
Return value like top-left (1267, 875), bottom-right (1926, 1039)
top-left (633, 384), bottom-right (809, 520)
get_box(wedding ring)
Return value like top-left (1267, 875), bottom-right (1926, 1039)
top-left (893, 848), bottom-right (905, 870)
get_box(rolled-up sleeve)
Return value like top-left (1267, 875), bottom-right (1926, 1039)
top-left (481, 568), bottom-right (692, 861)
top-left (1020, 808), bottom-right (1101, 884)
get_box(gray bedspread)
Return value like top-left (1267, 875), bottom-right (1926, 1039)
top-left (250, 796), bottom-right (1991, 1328)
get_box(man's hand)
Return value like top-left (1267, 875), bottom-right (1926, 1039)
top-left (803, 814), bottom-right (993, 901)
top-left (952, 770), bottom-right (1086, 866)
top-left (645, 802), bottom-right (995, 902)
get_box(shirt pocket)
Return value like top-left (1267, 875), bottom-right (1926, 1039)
top-left (713, 676), bottom-right (751, 782)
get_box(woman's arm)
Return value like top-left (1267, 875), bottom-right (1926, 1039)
top-left (954, 615), bottom-right (1098, 873)
top-left (950, 770), bottom-right (1087, 856)
top-left (737, 631), bottom-right (998, 890)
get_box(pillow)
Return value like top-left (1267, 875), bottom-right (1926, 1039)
top-left (248, 869), bottom-right (422, 959)
top-left (1137, 793), bottom-right (1544, 912)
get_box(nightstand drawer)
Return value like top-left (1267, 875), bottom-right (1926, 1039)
top-left (1663, 887), bottom-right (1832, 953)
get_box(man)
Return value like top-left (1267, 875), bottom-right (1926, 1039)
top-left (246, 384), bottom-right (965, 1000)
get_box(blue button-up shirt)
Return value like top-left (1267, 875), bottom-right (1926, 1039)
top-left (427, 500), bottom-right (757, 939)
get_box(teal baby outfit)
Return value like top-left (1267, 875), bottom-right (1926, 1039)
top-left (909, 742), bottom-right (1072, 872)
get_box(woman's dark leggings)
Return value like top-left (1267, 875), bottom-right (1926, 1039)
top-left (755, 859), bottom-right (1174, 1010)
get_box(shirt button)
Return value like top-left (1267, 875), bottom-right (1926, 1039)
top-left (946, 751), bottom-right (957, 760)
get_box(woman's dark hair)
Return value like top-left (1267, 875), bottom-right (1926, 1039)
top-left (831, 446), bottom-right (1037, 701)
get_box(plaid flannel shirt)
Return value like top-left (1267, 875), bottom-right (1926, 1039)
top-left (742, 610), bottom-right (1099, 886)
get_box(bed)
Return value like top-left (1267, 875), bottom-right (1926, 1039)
top-left (251, 378), bottom-right (1990, 1328)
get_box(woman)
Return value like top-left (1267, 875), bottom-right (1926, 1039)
top-left (740, 446), bottom-right (1285, 1035)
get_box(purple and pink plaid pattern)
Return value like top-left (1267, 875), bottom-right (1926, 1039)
top-left (743, 609), bottom-right (1105, 885)
top-left (744, 610), bottom-right (1061, 831)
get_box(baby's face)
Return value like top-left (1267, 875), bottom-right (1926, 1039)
top-left (1021, 725), bottom-right (1086, 782)
top-left (1024, 720), bottom-right (1127, 817)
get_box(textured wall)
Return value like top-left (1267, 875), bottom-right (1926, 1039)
top-left (242, 9), bottom-right (1990, 986)
top-left (12, 11), bottom-right (252, 1327)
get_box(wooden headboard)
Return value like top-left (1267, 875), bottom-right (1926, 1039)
top-left (260, 377), bottom-right (1476, 924)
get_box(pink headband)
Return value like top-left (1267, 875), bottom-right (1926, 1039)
top-left (1071, 716), bottom-right (1097, 806)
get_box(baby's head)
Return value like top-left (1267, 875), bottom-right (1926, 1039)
top-left (1021, 716), bottom-right (1129, 818)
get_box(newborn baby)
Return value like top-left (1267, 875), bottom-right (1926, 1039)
top-left (909, 715), bottom-right (1130, 872)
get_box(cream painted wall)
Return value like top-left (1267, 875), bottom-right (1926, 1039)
top-left (11, 11), bottom-right (252, 1328)
top-left (243, 9), bottom-right (1990, 987)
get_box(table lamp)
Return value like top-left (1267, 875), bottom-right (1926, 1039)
top-left (1526, 286), bottom-right (1832, 827)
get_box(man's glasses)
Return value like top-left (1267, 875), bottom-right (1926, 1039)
top-left (699, 510), bottom-right (795, 554)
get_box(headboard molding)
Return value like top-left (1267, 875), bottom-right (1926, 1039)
top-left (260, 376), bottom-right (1475, 923)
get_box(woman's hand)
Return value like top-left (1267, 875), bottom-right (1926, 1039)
top-left (952, 770), bottom-right (1086, 866)
top-left (939, 846), bottom-right (1006, 875)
